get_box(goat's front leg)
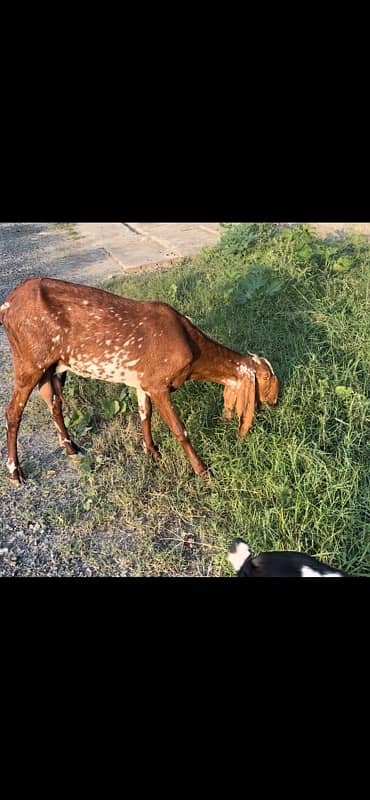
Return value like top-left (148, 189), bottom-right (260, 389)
top-left (136, 388), bottom-right (160, 461)
top-left (6, 375), bottom-right (41, 484)
top-left (150, 389), bottom-right (209, 477)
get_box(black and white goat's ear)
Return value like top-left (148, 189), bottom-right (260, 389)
top-left (228, 539), bottom-right (251, 572)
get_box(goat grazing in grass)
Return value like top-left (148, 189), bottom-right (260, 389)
top-left (228, 539), bottom-right (349, 577)
top-left (0, 277), bottom-right (278, 483)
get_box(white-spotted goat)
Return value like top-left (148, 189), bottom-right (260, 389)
top-left (0, 277), bottom-right (278, 483)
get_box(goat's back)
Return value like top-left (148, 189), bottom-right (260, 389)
top-left (0, 277), bottom-right (199, 386)
top-left (2, 276), bottom-right (177, 321)
top-left (238, 551), bottom-right (348, 577)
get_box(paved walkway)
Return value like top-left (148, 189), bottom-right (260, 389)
top-left (309, 223), bottom-right (370, 238)
top-left (73, 223), bottom-right (370, 278)
top-left (74, 222), bottom-right (222, 274)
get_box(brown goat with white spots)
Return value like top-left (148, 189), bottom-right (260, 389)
top-left (0, 277), bottom-right (279, 483)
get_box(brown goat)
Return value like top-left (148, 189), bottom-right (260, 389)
top-left (0, 277), bottom-right (279, 483)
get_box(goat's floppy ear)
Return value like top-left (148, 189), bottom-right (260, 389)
top-left (228, 539), bottom-right (251, 571)
top-left (236, 371), bottom-right (256, 436)
top-left (223, 385), bottom-right (237, 420)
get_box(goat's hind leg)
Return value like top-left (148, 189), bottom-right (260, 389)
top-left (137, 388), bottom-right (161, 462)
top-left (38, 368), bottom-right (81, 458)
top-left (6, 372), bottom-right (42, 484)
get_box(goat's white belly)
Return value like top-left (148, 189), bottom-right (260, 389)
top-left (55, 354), bottom-right (141, 388)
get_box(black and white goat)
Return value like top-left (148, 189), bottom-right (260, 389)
top-left (228, 539), bottom-right (349, 577)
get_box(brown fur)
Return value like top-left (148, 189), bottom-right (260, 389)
top-left (1, 277), bottom-right (279, 483)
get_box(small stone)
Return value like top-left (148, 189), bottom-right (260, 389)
top-left (0, 548), bottom-right (9, 556)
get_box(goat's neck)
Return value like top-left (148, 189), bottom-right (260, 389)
top-left (189, 333), bottom-right (253, 386)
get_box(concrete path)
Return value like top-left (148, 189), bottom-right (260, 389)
top-left (72, 222), bottom-right (370, 281)
top-left (309, 223), bottom-right (370, 238)
top-left (74, 222), bottom-right (222, 273)
top-left (282, 223), bottom-right (370, 238)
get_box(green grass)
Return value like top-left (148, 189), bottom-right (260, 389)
top-left (50, 223), bottom-right (81, 239)
top-left (54, 224), bottom-right (370, 576)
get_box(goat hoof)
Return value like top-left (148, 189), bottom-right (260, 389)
top-left (8, 467), bottom-right (25, 485)
top-left (199, 467), bottom-right (213, 480)
top-left (67, 444), bottom-right (85, 458)
top-left (67, 442), bottom-right (83, 457)
top-left (143, 442), bottom-right (161, 461)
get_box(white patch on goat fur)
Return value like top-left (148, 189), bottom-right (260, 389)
top-left (300, 566), bottom-right (342, 578)
top-left (55, 362), bottom-right (68, 376)
top-left (83, 300), bottom-right (89, 305)
top-left (228, 541), bottom-right (251, 571)
top-left (238, 363), bottom-right (255, 379)
top-left (0, 301), bottom-right (10, 311)
top-left (137, 387), bottom-right (150, 420)
top-left (6, 459), bottom-right (17, 474)
top-left (52, 335), bottom-right (60, 343)
top-left (65, 353), bottom-right (141, 387)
